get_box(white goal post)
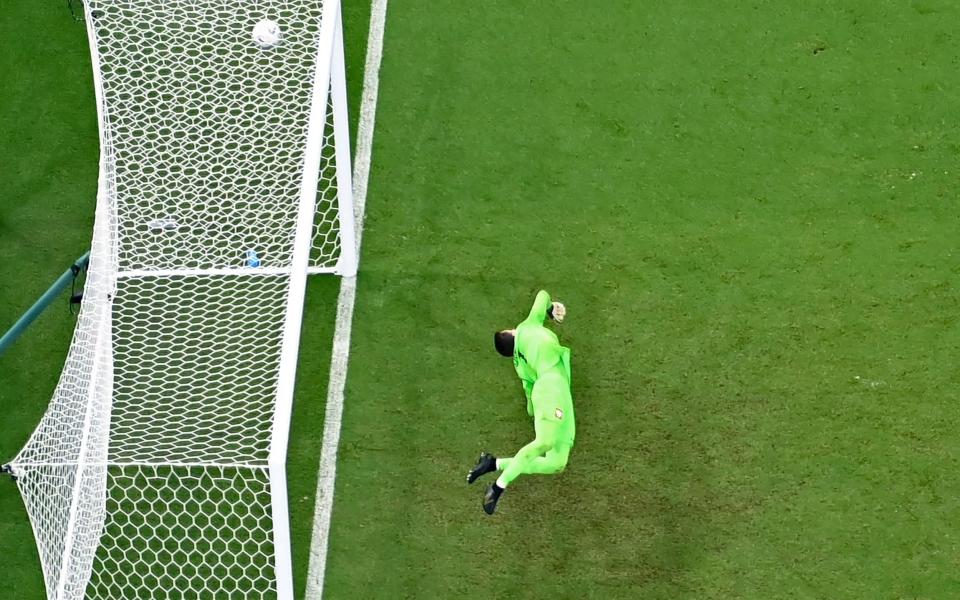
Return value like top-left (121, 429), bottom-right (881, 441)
top-left (5, 1), bottom-right (357, 598)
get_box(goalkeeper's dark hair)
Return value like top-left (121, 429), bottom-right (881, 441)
top-left (494, 331), bottom-right (515, 357)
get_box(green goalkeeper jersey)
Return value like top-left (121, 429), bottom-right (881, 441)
top-left (514, 291), bottom-right (573, 422)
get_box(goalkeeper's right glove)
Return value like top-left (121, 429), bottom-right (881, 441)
top-left (549, 302), bottom-right (566, 323)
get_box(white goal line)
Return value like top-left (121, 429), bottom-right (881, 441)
top-left (305, 0), bottom-right (389, 598)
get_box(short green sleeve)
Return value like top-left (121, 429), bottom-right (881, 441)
top-left (523, 290), bottom-right (552, 325)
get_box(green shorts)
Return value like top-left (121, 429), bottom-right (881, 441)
top-left (532, 371), bottom-right (575, 446)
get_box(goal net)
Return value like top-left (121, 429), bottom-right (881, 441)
top-left (5, 0), bottom-right (356, 598)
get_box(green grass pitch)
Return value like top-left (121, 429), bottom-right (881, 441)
top-left (3, 1), bottom-right (960, 598)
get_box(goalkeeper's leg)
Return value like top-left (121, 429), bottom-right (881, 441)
top-left (467, 421), bottom-right (562, 485)
top-left (496, 442), bottom-right (570, 479)
top-left (483, 420), bottom-right (569, 514)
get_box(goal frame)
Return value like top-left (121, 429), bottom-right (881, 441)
top-left (270, 0), bottom-right (355, 596)
top-left (5, 0), bottom-right (358, 597)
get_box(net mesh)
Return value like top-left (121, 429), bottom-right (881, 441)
top-left (87, 466), bottom-right (275, 599)
top-left (109, 275), bottom-right (288, 465)
top-left (9, 0), bottom-right (352, 598)
top-left (309, 91), bottom-right (343, 268)
top-left (86, 0), bottom-right (345, 272)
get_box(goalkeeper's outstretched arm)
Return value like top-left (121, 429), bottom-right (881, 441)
top-left (526, 290), bottom-right (551, 324)
top-left (525, 290), bottom-right (566, 325)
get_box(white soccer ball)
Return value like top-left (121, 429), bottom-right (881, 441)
top-left (252, 20), bottom-right (282, 49)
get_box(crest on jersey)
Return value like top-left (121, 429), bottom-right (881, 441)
top-left (555, 408), bottom-right (564, 420)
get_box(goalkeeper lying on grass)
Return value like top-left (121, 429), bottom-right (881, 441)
top-left (467, 290), bottom-right (575, 515)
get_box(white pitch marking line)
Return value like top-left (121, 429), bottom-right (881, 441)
top-left (305, 0), bottom-right (389, 598)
